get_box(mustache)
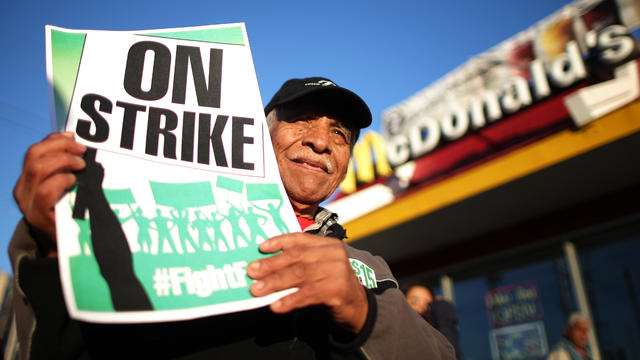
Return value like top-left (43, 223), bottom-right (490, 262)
top-left (290, 151), bottom-right (335, 173)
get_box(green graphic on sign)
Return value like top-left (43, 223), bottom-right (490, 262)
top-left (246, 183), bottom-right (280, 201)
top-left (147, 26), bottom-right (245, 45)
top-left (150, 181), bottom-right (215, 208)
top-left (50, 30), bottom-right (85, 131)
top-left (216, 175), bottom-right (244, 193)
top-left (68, 176), bottom-right (290, 312)
top-left (104, 188), bottom-right (136, 204)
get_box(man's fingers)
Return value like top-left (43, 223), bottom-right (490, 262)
top-left (21, 151), bottom-right (86, 185)
top-left (259, 232), bottom-right (329, 253)
top-left (24, 172), bottom-right (77, 238)
top-left (251, 233), bottom-right (344, 275)
top-left (247, 233), bottom-right (369, 333)
top-left (269, 280), bottom-right (328, 313)
top-left (249, 256), bottom-right (355, 300)
top-left (250, 261), bottom-right (327, 296)
top-left (260, 270), bottom-right (361, 316)
top-left (14, 152), bottom-right (85, 212)
top-left (16, 138), bottom-right (85, 205)
top-left (247, 234), bottom-right (349, 296)
top-left (264, 268), bottom-right (368, 333)
top-left (23, 132), bottom-right (86, 166)
top-left (36, 172), bottom-right (78, 208)
top-left (249, 242), bottom-right (343, 280)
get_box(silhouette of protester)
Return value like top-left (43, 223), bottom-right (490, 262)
top-left (127, 207), bottom-right (154, 253)
top-left (192, 211), bottom-right (216, 251)
top-left (152, 209), bottom-right (179, 254)
top-left (227, 204), bottom-right (250, 248)
top-left (74, 218), bottom-right (92, 255)
top-left (208, 210), bottom-right (231, 251)
top-left (72, 147), bottom-right (152, 311)
top-left (244, 207), bottom-right (270, 243)
top-left (171, 209), bottom-right (200, 253)
top-left (255, 201), bottom-right (289, 235)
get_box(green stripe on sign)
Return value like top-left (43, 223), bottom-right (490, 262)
top-left (51, 30), bottom-right (86, 131)
top-left (146, 27), bottom-right (245, 45)
top-left (104, 188), bottom-right (135, 204)
top-left (216, 176), bottom-right (244, 193)
top-left (246, 183), bottom-right (281, 201)
top-left (149, 181), bottom-right (215, 208)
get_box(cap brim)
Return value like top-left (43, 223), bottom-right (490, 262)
top-left (265, 86), bottom-right (372, 129)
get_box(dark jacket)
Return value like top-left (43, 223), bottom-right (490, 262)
top-left (430, 299), bottom-right (462, 359)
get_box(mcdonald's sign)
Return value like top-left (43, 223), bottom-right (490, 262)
top-left (339, 131), bottom-right (392, 194)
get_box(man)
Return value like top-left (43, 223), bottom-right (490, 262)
top-left (405, 284), bottom-right (462, 359)
top-left (547, 313), bottom-right (592, 360)
top-left (9, 77), bottom-right (455, 359)
top-left (406, 284), bottom-right (434, 317)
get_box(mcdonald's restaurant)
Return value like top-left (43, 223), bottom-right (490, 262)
top-left (326, 1), bottom-right (640, 359)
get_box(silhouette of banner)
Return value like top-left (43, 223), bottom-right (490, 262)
top-left (149, 181), bottom-right (215, 208)
top-left (246, 183), bottom-right (280, 201)
top-left (104, 188), bottom-right (136, 204)
top-left (216, 175), bottom-right (244, 193)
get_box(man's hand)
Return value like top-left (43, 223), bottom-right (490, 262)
top-left (247, 232), bottom-right (368, 334)
top-left (13, 132), bottom-right (86, 254)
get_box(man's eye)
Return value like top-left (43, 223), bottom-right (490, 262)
top-left (332, 129), bottom-right (348, 142)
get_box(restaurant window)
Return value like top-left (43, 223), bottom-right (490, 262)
top-left (452, 246), bottom-right (575, 360)
top-left (574, 219), bottom-right (640, 360)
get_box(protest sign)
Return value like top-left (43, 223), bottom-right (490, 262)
top-left (46, 24), bottom-right (300, 323)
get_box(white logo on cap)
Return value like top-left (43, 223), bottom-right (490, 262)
top-left (305, 80), bottom-right (336, 87)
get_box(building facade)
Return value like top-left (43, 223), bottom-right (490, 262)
top-left (327, 1), bottom-right (640, 358)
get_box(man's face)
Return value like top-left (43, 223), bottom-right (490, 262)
top-left (269, 102), bottom-right (353, 211)
top-left (406, 285), bottom-right (433, 315)
top-left (567, 320), bottom-right (589, 348)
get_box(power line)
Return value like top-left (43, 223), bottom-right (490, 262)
top-left (0, 113), bottom-right (49, 136)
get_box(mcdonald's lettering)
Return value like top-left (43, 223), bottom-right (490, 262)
top-left (340, 132), bottom-right (392, 194)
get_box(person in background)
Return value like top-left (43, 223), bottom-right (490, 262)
top-left (547, 312), bottom-right (592, 360)
top-left (405, 284), bottom-right (462, 359)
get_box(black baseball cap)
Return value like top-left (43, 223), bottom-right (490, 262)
top-left (264, 77), bottom-right (372, 129)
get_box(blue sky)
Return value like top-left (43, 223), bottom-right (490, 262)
top-left (0, 0), bottom-right (571, 274)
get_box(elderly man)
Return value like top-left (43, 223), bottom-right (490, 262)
top-left (9, 77), bottom-right (454, 359)
top-left (547, 313), bottom-right (592, 360)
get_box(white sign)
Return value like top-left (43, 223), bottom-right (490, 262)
top-left (47, 24), bottom-right (300, 323)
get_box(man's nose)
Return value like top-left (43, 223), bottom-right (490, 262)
top-left (302, 119), bottom-right (330, 153)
